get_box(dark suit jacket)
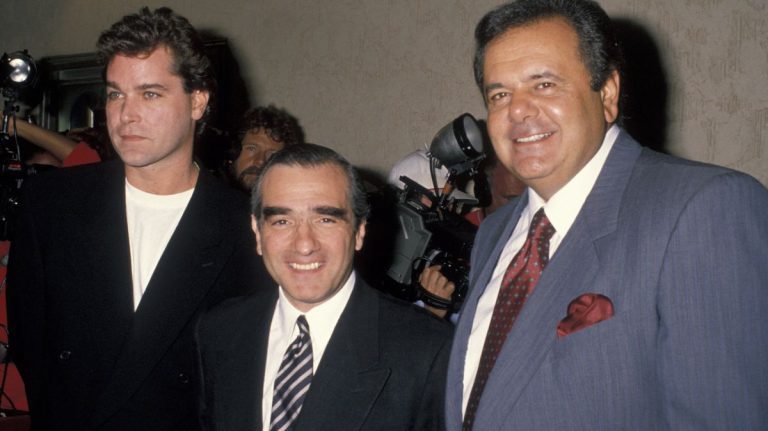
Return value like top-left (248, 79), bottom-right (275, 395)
top-left (7, 161), bottom-right (267, 430)
top-left (197, 278), bottom-right (451, 431)
top-left (445, 130), bottom-right (768, 430)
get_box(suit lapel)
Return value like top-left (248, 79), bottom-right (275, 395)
top-left (77, 162), bottom-right (135, 377)
top-left (446, 195), bottom-right (526, 427)
top-left (92, 170), bottom-right (233, 423)
top-left (294, 281), bottom-right (390, 431)
top-left (457, 194), bottom-right (528, 339)
top-left (469, 133), bottom-right (643, 429)
top-left (469, 199), bottom-right (527, 294)
top-left (474, 221), bottom-right (601, 427)
top-left (217, 290), bottom-right (275, 430)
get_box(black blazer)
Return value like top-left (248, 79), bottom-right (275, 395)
top-left (7, 161), bottom-right (267, 430)
top-left (197, 279), bottom-right (451, 431)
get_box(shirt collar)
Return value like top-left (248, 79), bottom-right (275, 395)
top-left (274, 271), bottom-right (356, 360)
top-left (527, 124), bottom-right (619, 238)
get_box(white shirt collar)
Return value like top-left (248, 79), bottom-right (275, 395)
top-left (274, 271), bottom-right (356, 369)
top-left (526, 124), bottom-right (619, 243)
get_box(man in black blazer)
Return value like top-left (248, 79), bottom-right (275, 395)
top-left (197, 143), bottom-right (451, 431)
top-left (7, 8), bottom-right (265, 430)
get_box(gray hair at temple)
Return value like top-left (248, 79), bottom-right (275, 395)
top-left (251, 143), bottom-right (370, 230)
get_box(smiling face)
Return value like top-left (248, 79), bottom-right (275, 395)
top-left (105, 45), bottom-right (208, 174)
top-left (252, 163), bottom-right (365, 312)
top-left (483, 17), bottom-right (619, 200)
top-left (234, 129), bottom-right (285, 190)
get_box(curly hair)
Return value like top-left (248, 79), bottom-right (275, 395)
top-left (238, 105), bottom-right (304, 147)
top-left (96, 7), bottom-right (215, 98)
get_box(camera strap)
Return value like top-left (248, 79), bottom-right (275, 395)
top-left (418, 287), bottom-right (453, 310)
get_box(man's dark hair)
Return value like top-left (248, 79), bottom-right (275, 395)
top-left (238, 105), bottom-right (304, 147)
top-left (96, 7), bottom-right (215, 98)
top-left (251, 143), bottom-right (370, 230)
top-left (474, 0), bottom-right (623, 93)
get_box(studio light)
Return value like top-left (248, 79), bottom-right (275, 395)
top-left (1, 50), bottom-right (38, 89)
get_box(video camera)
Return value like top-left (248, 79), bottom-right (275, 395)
top-left (386, 113), bottom-right (485, 312)
top-left (0, 50), bottom-right (39, 240)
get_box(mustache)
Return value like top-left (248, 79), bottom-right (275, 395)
top-left (238, 165), bottom-right (263, 179)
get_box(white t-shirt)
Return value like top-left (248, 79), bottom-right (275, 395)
top-left (125, 180), bottom-right (194, 310)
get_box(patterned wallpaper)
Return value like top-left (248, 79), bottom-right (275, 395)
top-left (1, 0), bottom-right (766, 184)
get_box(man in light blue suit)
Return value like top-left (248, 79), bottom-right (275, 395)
top-left (446, 0), bottom-right (768, 429)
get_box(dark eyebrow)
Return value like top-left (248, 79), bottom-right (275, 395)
top-left (137, 83), bottom-right (169, 91)
top-left (104, 82), bottom-right (169, 91)
top-left (483, 82), bottom-right (504, 97)
top-left (483, 71), bottom-right (564, 96)
top-left (529, 71), bottom-right (563, 82)
top-left (262, 206), bottom-right (291, 218)
top-left (313, 206), bottom-right (348, 220)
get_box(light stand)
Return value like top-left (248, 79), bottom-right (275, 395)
top-left (0, 50), bottom-right (37, 165)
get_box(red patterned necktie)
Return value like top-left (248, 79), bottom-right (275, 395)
top-left (462, 208), bottom-right (555, 430)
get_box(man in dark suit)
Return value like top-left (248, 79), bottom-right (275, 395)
top-left (7, 7), bottom-right (265, 430)
top-left (197, 143), bottom-right (451, 431)
top-left (446, 1), bottom-right (768, 430)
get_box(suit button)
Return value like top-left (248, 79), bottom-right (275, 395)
top-left (177, 372), bottom-right (190, 385)
top-left (58, 350), bottom-right (72, 361)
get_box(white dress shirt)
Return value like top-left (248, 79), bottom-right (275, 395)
top-left (261, 271), bottom-right (356, 430)
top-left (461, 125), bottom-right (620, 416)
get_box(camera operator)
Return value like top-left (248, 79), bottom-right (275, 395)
top-left (389, 146), bottom-right (525, 319)
top-left (388, 149), bottom-right (476, 319)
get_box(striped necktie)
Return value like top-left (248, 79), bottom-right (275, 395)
top-left (270, 315), bottom-right (313, 431)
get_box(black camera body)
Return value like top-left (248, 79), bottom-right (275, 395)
top-left (386, 176), bottom-right (476, 311)
top-left (384, 112), bottom-right (486, 312)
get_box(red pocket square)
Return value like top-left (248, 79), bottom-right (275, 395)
top-left (557, 293), bottom-right (614, 337)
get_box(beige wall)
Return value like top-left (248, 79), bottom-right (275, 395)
top-left (2, 0), bottom-right (766, 184)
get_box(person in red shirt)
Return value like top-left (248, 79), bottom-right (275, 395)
top-left (11, 120), bottom-right (106, 167)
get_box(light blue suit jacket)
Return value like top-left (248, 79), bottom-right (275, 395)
top-left (446, 130), bottom-right (768, 430)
